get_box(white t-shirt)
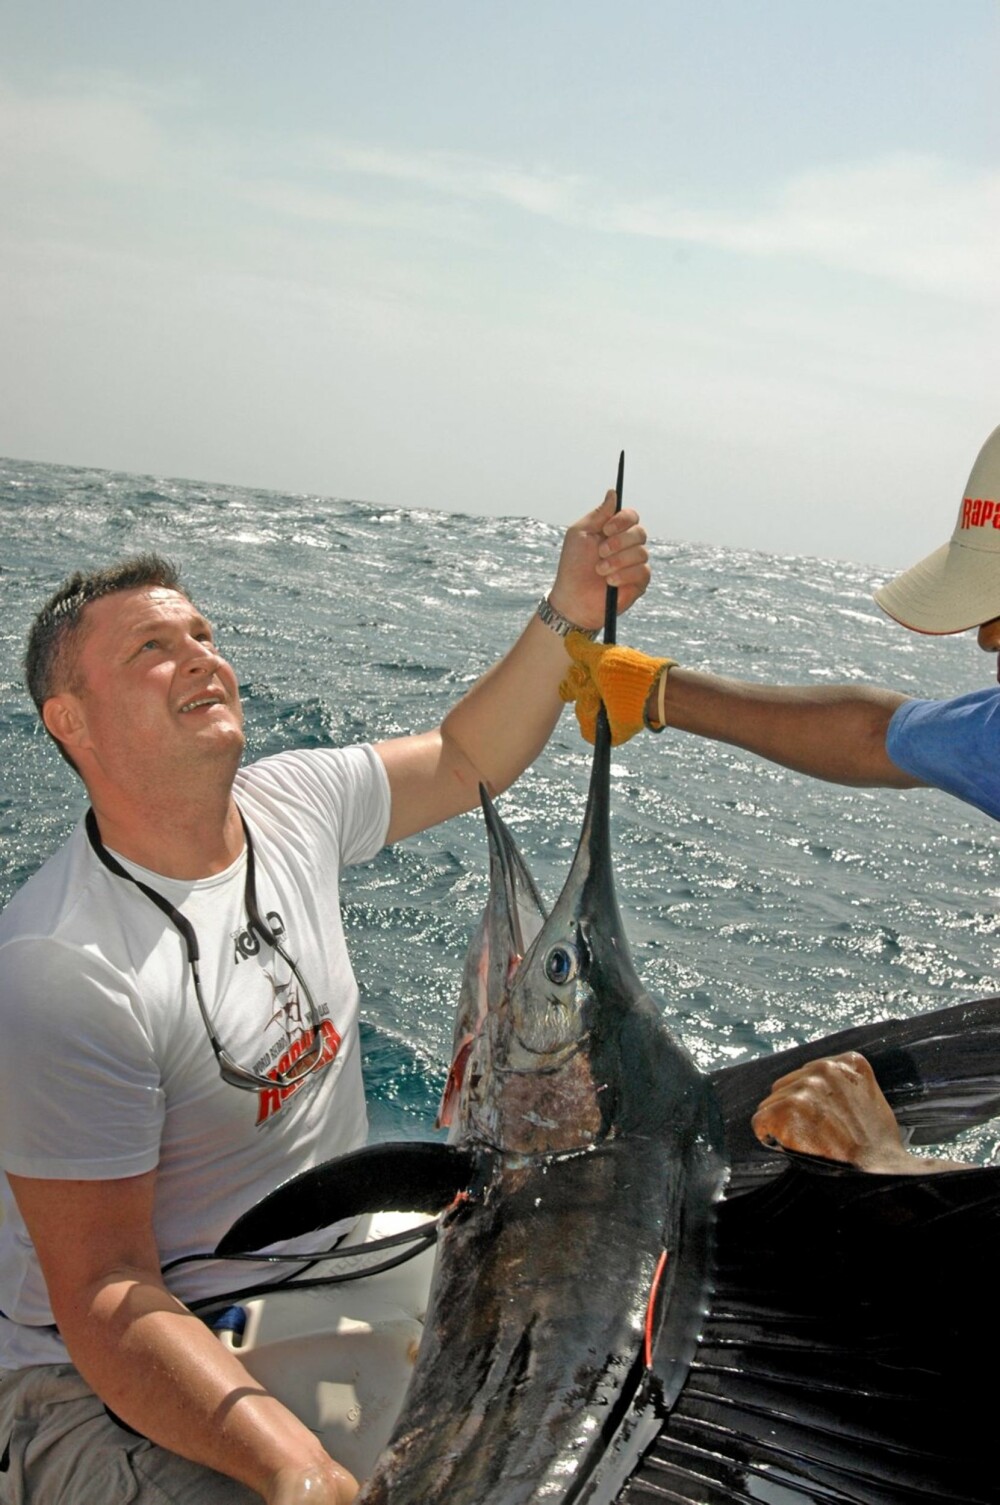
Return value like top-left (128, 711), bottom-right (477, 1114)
top-left (0, 744), bottom-right (391, 1369)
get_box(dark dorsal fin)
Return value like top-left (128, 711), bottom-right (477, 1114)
top-left (624, 1158), bottom-right (1000, 1504)
top-left (619, 999), bottom-right (1000, 1500)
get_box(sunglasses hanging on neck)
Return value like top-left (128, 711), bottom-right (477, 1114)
top-left (85, 808), bottom-right (328, 1092)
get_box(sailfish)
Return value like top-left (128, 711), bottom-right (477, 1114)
top-left (221, 456), bottom-right (1000, 1502)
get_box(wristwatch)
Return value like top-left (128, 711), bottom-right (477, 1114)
top-left (536, 596), bottom-right (600, 640)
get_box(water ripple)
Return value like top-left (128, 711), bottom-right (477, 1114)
top-left (2, 455), bottom-right (998, 1158)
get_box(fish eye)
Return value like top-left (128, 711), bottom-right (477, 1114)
top-left (544, 945), bottom-right (580, 986)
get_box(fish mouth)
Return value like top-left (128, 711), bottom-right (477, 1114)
top-left (495, 1033), bottom-right (590, 1073)
top-left (483, 711), bottom-right (622, 981)
top-left (478, 786), bottom-right (547, 976)
top-left (476, 705), bottom-right (634, 1075)
top-left (477, 696), bottom-right (617, 974)
top-left (479, 791), bottom-right (536, 962)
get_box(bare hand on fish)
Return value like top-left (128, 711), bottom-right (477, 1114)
top-left (751, 1050), bottom-right (926, 1171)
top-left (265, 1461), bottom-right (359, 1505)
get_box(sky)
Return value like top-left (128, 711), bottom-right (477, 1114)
top-left (1, 0), bottom-right (998, 567)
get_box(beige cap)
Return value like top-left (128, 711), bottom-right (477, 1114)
top-left (874, 423), bottom-right (1000, 634)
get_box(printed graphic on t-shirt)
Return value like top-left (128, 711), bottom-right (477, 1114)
top-left (231, 908), bottom-right (342, 1125)
top-left (253, 1016), bottom-right (342, 1125)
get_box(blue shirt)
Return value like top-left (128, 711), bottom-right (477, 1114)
top-left (887, 686), bottom-right (1000, 822)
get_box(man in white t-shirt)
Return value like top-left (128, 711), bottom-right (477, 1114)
top-left (0, 488), bottom-right (650, 1505)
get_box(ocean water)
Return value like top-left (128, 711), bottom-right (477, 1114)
top-left (2, 455), bottom-right (999, 1160)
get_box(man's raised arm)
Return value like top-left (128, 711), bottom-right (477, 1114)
top-left (378, 488), bottom-right (650, 844)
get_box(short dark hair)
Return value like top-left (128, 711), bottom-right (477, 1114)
top-left (25, 554), bottom-right (188, 768)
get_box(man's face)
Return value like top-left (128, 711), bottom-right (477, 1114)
top-left (977, 617), bottom-right (1000, 682)
top-left (57, 586), bottom-right (245, 786)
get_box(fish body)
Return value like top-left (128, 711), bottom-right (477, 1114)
top-left (359, 726), bottom-right (727, 1504)
top-left (220, 726), bottom-right (1000, 1503)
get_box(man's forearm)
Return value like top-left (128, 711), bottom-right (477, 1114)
top-left (379, 610), bottom-right (585, 843)
top-left (378, 490), bottom-right (650, 843)
top-left (60, 1269), bottom-right (352, 1500)
top-left (439, 611), bottom-right (571, 797)
top-left (658, 670), bottom-right (920, 788)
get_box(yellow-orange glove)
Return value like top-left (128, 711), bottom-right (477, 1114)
top-left (559, 632), bottom-right (676, 746)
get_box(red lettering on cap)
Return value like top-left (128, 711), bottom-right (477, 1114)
top-left (963, 499), bottom-right (1000, 529)
top-left (963, 498), bottom-right (1000, 530)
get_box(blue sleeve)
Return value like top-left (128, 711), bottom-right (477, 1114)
top-left (886, 687), bottom-right (1000, 822)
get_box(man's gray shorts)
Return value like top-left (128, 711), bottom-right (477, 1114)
top-left (0, 1364), bottom-right (259, 1504)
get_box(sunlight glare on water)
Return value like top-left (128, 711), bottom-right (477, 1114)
top-left (2, 455), bottom-right (999, 1158)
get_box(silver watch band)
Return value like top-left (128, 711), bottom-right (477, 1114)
top-left (535, 596), bottom-right (600, 640)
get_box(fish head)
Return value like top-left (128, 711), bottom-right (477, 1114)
top-left (469, 722), bottom-right (657, 1157)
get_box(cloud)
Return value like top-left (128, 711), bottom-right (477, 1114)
top-left (609, 154), bottom-right (1000, 304)
top-left (0, 79), bottom-right (169, 186)
top-left (312, 141), bottom-right (585, 219)
top-left (2, 71), bottom-right (995, 307)
top-left (0, 71), bottom-right (994, 570)
top-left (303, 139), bottom-right (1000, 306)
